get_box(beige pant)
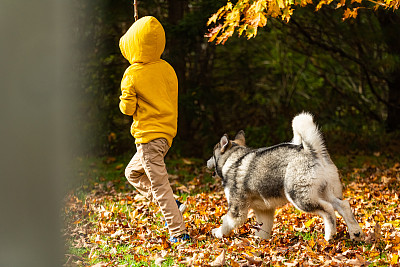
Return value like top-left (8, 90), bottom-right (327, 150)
top-left (125, 138), bottom-right (186, 237)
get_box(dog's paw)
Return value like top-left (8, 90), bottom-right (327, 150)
top-left (212, 227), bottom-right (224, 239)
top-left (350, 230), bottom-right (365, 241)
top-left (254, 229), bottom-right (271, 240)
top-left (324, 234), bottom-right (334, 242)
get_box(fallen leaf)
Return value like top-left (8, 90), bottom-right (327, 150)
top-left (109, 247), bottom-right (117, 254)
top-left (183, 158), bottom-right (194, 165)
top-left (196, 235), bottom-right (207, 241)
top-left (161, 236), bottom-right (171, 249)
top-left (104, 156), bottom-right (116, 164)
top-left (346, 258), bottom-right (364, 266)
top-left (391, 254), bottom-right (399, 265)
top-left (115, 163), bottom-right (124, 170)
top-left (176, 185), bottom-right (190, 193)
top-left (134, 194), bottom-right (147, 202)
top-left (243, 253), bottom-right (263, 266)
top-left (154, 253), bottom-right (166, 266)
top-left (305, 217), bottom-right (316, 228)
top-left (88, 247), bottom-right (97, 260)
top-left (210, 249), bottom-right (226, 266)
top-left (284, 261), bottom-right (298, 266)
top-left (374, 222), bottom-right (382, 241)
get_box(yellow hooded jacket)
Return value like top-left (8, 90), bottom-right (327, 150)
top-left (119, 16), bottom-right (178, 146)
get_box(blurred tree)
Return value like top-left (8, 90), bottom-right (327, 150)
top-left (377, 11), bottom-right (400, 131)
top-left (73, 0), bottom-right (133, 155)
top-left (207, 1), bottom-right (400, 131)
top-left (73, 0), bottom-right (399, 158)
top-left (206, 0), bottom-right (399, 44)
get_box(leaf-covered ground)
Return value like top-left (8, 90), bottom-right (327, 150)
top-left (64, 155), bottom-right (400, 266)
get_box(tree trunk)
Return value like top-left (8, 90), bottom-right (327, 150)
top-left (378, 11), bottom-right (400, 131)
top-left (387, 78), bottom-right (400, 132)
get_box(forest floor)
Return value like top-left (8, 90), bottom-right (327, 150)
top-left (64, 153), bottom-right (400, 266)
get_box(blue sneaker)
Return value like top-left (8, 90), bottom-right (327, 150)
top-left (165, 200), bottom-right (187, 227)
top-left (169, 233), bottom-right (191, 243)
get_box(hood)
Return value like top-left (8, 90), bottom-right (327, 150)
top-left (119, 16), bottom-right (166, 64)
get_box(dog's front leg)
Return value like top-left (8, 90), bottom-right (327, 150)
top-left (212, 206), bottom-right (248, 238)
top-left (253, 208), bottom-right (275, 239)
top-left (212, 214), bottom-right (232, 238)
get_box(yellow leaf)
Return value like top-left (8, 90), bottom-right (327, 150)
top-left (282, 6), bottom-right (293, 22)
top-left (195, 218), bottom-right (201, 227)
top-left (305, 217), bottom-right (316, 228)
top-left (150, 245), bottom-right (163, 251)
top-left (183, 158), bottom-right (194, 165)
top-left (316, 0), bottom-right (327, 11)
top-left (207, 6), bottom-right (227, 26)
top-left (391, 254), bottom-right (399, 265)
top-left (277, 0), bottom-right (286, 9)
top-left (238, 24), bottom-right (248, 36)
top-left (369, 251), bottom-right (380, 258)
top-left (207, 13), bottom-right (220, 25)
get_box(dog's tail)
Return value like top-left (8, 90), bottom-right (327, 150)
top-left (292, 112), bottom-right (328, 160)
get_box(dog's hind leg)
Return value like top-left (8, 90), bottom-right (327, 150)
top-left (253, 208), bottom-right (275, 239)
top-left (291, 197), bottom-right (338, 241)
top-left (331, 198), bottom-right (365, 241)
top-left (212, 202), bottom-right (248, 239)
top-left (285, 186), bottom-right (337, 241)
top-left (312, 200), bottom-right (337, 241)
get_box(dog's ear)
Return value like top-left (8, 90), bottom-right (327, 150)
top-left (234, 130), bottom-right (246, 146)
top-left (220, 134), bottom-right (231, 153)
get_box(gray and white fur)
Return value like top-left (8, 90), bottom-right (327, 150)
top-left (207, 112), bottom-right (364, 241)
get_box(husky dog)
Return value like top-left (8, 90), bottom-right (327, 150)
top-left (207, 112), bottom-right (364, 241)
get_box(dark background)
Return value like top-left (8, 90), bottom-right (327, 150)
top-left (75, 0), bottom-right (400, 159)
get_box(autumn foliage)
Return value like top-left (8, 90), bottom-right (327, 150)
top-left (206, 0), bottom-right (400, 44)
top-left (64, 157), bottom-right (400, 266)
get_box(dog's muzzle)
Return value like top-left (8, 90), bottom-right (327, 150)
top-left (207, 157), bottom-right (217, 177)
top-left (207, 157), bottom-right (215, 169)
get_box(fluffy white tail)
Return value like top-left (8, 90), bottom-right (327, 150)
top-left (292, 112), bottom-right (327, 159)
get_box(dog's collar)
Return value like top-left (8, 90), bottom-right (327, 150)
top-left (214, 154), bottom-right (224, 179)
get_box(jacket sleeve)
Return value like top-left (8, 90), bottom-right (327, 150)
top-left (119, 74), bottom-right (137, 116)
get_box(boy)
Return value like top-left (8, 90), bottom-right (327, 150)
top-left (119, 16), bottom-right (189, 242)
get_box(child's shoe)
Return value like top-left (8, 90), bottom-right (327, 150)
top-left (176, 200), bottom-right (187, 213)
top-left (169, 233), bottom-right (191, 243)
